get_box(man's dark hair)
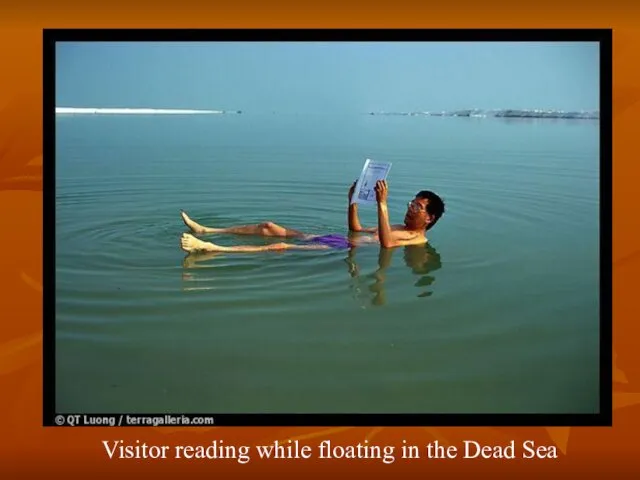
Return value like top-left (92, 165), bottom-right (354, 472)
top-left (416, 190), bottom-right (445, 230)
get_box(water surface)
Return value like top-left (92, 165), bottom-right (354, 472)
top-left (55, 113), bottom-right (600, 414)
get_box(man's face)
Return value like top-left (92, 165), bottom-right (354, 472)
top-left (404, 196), bottom-right (431, 229)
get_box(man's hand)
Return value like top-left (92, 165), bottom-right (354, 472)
top-left (375, 180), bottom-right (388, 204)
top-left (348, 180), bottom-right (356, 202)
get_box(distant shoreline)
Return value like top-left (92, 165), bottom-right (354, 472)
top-left (55, 107), bottom-right (243, 115)
top-left (367, 109), bottom-right (599, 120)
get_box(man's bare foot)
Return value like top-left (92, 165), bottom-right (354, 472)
top-left (180, 233), bottom-right (224, 253)
top-left (180, 210), bottom-right (210, 234)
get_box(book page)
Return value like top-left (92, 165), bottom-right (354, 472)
top-left (351, 158), bottom-right (393, 205)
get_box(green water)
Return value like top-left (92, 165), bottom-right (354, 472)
top-left (55, 113), bottom-right (600, 414)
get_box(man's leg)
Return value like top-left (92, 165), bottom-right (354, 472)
top-left (181, 211), bottom-right (307, 238)
top-left (180, 233), bottom-right (328, 253)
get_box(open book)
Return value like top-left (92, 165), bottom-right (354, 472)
top-left (350, 158), bottom-right (393, 205)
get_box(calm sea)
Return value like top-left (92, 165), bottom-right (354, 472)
top-left (55, 112), bottom-right (600, 414)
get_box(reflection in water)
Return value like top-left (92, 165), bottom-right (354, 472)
top-left (181, 251), bottom-right (226, 291)
top-left (180, 244), bottom-right (442, 303)
top-left (345, 244), bottom-right (442, 307)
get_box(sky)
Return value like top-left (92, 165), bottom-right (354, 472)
top-left (55, 41), bottom-right (600, 113)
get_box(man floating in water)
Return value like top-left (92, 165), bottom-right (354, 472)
top-left (179, 180), bottom-right (445, 253)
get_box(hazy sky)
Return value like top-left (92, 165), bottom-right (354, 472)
top-left (56, 41), bottom-right (599, 113)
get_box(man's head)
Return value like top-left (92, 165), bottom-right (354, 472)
top-left (403, 190), bottom-right (445, 231)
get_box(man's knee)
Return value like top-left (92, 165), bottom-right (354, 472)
top-left (260, 221), bottom-right (282, 235)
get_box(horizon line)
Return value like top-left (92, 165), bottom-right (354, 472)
top-left (56, 106), bottom-right (599, 114)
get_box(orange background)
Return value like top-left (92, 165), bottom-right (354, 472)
top-left (1, 1), bottom-right (638, 477)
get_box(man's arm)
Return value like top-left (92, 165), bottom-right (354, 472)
top-left (378, 213), bottom-right (426, 247)
top-left (375, 180), bottom-right (426, 248)
top-left (388, 230), bottom-right (427, 247)
top-left (375, 180), bottom-right (395, 248)
top-left (377, 203), bottom-right (397, 247)
top-left (348, 181), bottom-right (377, 233)
top-left (348, 202), bottom-right (363, 232)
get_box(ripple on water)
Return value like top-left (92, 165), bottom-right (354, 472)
top-left (53, 116), bottom-right (601, 414)
top-left (56, 153), bottom-right (597, 337)
top-left (56, 235), bottom-right (367, 332)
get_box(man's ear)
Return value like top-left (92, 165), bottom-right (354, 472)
top-left (425, 213), bottom-right (433, 226)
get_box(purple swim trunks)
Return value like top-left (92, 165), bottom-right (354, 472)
top-left (304, 234), bottom-right (352, 249)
